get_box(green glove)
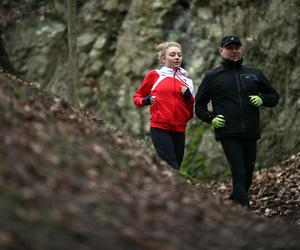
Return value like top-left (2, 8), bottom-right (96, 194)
top-left (211, 115), bottom-right (225, 129)
top-left (249, 95), bottom-right (263, 107)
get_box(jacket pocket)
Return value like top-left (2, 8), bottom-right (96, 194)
top-left (240, 74), bottom-right (259, 96)
top-left (150, 97), bottom-right (169, 121)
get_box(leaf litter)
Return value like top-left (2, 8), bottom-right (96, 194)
top-left (0, 71), bottom-right (300, 250)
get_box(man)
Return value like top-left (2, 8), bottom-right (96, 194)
top-left (195, 35), bottom-right (279, 207)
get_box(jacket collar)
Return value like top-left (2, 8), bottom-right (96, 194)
top-left (221, 58), bottom-right (243, 68)
top-left (160, 66), bottom-right (189, 77)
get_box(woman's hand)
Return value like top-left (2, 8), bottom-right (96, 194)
top-left (181, 86), bottom-right (192, 99)
top-left (142, 96), bottom-right (156, 105)
top-left (181, 86), bottom-right (188, 94)
top-left (150, 96), bottom-right (156, 103)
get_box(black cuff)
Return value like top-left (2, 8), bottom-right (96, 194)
top-left (183, 88), bottom-right (192, 99)
top-left (142, 96), bottom-right (151, 106)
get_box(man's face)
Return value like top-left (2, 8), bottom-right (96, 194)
top-left (219, 43), bottom-right (242, 61)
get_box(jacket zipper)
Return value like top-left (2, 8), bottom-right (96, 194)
top-left (234, 67), bottom-right (245, 133)
top-left (173, 68), bottom-right (178, 127)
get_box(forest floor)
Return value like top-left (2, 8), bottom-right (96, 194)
top-left (0, 71), bottom-right (300, 250)
top-left (207, 153), bottom-right (300, 224)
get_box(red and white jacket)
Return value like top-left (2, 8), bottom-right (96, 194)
top-left (133, 66), bottom-right (195, 132)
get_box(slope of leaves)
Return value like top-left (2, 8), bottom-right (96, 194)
top-left (207, 154), bottom-right (300, 224)
top-left (0, 71), bottom-right (300, 250)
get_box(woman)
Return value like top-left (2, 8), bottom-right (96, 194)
top-left (133, 41), bottom-right (194, 170)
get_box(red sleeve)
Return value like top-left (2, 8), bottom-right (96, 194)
top-left (187, 96), bottom-right (195, 119)
top-left (133, 70), bottom-right (159, 107)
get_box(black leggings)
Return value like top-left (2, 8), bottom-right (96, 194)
top-left (220, 137), bottom-right (257, 206)
top-left (150, 127), bottom-right (185, 170)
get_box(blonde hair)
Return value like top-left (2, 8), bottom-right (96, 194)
top-left (155, 41), bottom-right (182, 65)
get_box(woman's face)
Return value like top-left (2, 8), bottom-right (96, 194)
top-left (162, 46), bottom-right (182, 69)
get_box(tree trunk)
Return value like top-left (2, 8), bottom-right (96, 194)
top-left (0, 31), bottom-right (16, 74)
top-left (68, 0), bottom-right (78, 103)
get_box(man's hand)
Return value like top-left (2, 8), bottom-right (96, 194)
top-left (249, 95), bottom-right (263, 107)
top-left (211, 115), bottom-right (225, 128)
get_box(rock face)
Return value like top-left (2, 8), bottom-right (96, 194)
top-left (2, 0), bottom-right (300, 176)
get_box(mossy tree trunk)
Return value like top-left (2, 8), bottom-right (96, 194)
top-left (68, 0), bottom-right (78, 104)
top-left (0, 31), bottom-right (16, 74)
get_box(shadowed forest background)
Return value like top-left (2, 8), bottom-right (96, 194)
top-left (1, 0), bottom-right (300, 178)
top-left (0, 0), bottom-right (300, 249)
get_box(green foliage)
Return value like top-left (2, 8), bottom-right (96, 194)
top-left (180, 123), bottom-right (206, 179)
top-left (13, 88), bottom-right (22, 99)
top-left (0, 188), bottom-right (24, 218)
top-left (181, 122), bottom-right (231, 181)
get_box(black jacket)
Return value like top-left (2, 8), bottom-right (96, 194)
top-left (195, 58), bottom-right (279, 141)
